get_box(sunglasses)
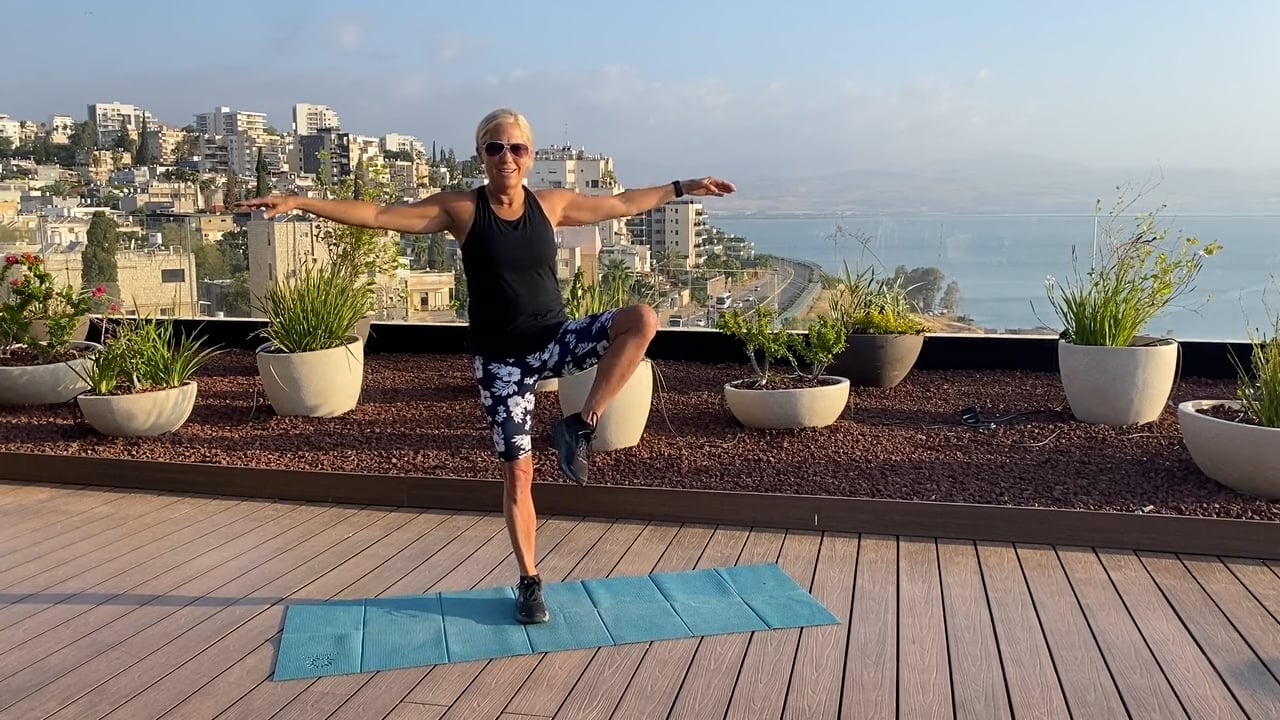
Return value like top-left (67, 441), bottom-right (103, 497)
top-left (482, 140), bottom-right (530, 159)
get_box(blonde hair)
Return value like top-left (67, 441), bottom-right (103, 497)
top-left (475, 108), bottom-right (533, 149)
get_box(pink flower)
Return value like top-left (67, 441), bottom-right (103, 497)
top-left (92, 285), bottom-right (106, 297)
top-left (8, 278), bottom-right (20, 287)
top-left (2, 255), bottom-right (16, 266)
top-left (109, 303), bottom-right (119, 312)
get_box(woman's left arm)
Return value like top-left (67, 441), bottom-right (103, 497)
top-left (543, 177), bottom-right (735, 226)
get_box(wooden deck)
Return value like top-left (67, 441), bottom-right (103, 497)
top-left (1, 481), bottom-right (1278, 720)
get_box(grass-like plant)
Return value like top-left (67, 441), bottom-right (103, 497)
top-left (826, 260), bottom-right (930, 336)
top-left (1230, 313), bottom-right (1280, 429)
top-left (820, 225), bottom-right (930, 337)
top-left (74, 309), bottom-right (224, 396)
top-left (255, 259), bottom-right (370, 354)
top-left (1044, 188), bottom-right (1221, 347)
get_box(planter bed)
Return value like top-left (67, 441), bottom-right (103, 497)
top-left (0, 350), bottom-right (1274, 522)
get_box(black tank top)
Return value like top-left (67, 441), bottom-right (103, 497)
top-left (460, 185), bottom-right (567, 357)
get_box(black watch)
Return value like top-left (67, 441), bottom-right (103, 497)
top-left (672, 180), bottom-right (685, 198)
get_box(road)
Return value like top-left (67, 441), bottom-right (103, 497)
top-left (662, 257), bottom-right (814, 328)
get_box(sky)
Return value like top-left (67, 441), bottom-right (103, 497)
top-left (5, 1), bottom-right (1279, 193)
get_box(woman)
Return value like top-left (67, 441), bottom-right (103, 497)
top-left (236, 107), bottom-right (734, 624)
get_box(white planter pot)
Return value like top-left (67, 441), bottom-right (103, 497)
top-left (1058, 336), bottom-right (1178, 426)
top-left (557, 358), bottom-right (653, 451)
top-left (1178, 400), bottom-right (1280, 500)
top-left (535, 377), bottom-right (558, 393)
top-left (0, 340), bottom-right (101, 406)
top-left (76, 381), bottom-right (198, 437)
top-left (256, 335), bottom-right (365, 418)
top-left (724, 375), bottom-right (851, 429)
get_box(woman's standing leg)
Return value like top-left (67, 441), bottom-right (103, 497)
top-left (472, 355), bottom-right (548, 623)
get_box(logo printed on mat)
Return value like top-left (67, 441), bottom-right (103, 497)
top-left (304, 654), bottom-right (336, 669)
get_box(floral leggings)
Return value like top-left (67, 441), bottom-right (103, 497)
top-left (471, 309), bottom-right (618, 461)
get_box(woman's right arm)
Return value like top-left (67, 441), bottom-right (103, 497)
top-left (236, 191), bottom-right (461, 235)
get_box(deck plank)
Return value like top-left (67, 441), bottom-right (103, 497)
top-left (1139, 552), bottom-right (1280, 719)
top-left (898, 536), bottom-right (953, 720)
top-left (841, 533), bottom-right (895, 720)
top-left (1016, 543), bottom-right (1128, 718)
top-left (2, 482), bottom-right (1278, 720)
top-left (155, 509), bottom-right (480, 720)
top-left (1097, 548), bottom-right (1247, 719)
top-left (782, 531), bottom-right (857, 720)
top-left (977, 541), bottom-right (1071, 720)
top-left (1055, 545), bottom-right (1188, 719)
top-left (937, 538), bottom-right (1011, 720)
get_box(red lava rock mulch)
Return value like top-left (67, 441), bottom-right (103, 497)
top-left (0, 350), bottom-right (1274, 521)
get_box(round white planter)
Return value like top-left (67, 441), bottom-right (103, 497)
top-left (1178, 400), bottom-right (1280, 499)
top-left (1058, 336), bottom-right (1178, 426)
top-left (0, 340), bottom-right (101, 406)
top-left (256, 335), bottom-right (365, 418)
top-left (556, 358), bottom-right (653, 451)
top-left (723, 375), bottom-right (851, 429)
top-left (77, 381), bottom-right (198, 436)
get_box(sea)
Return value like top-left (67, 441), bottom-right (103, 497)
top-left (715, 214), bottom-right (1280, 343)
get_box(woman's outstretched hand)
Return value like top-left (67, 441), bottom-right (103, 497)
top-left (681, 177), bottom-right (736, 197)
top-left (234, 194), bottom-right (301, 219)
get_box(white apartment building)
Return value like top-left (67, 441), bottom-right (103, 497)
top-left (48, 114), bottom-right (75, 143)
top-left (383, 133), bottom-right (425, 158)
top-left (527, 144), bottom-right (630, 251)
top-left (193, 106), bottom-right (268, 140)
top-left (292, 103), bottom-right (340, 135)
top-left (226, 132), bottom-right (292, 177)
top-left (625, 199), bottom-right (705, 269)
top-left (0, 115), bottom-right (20, 145)
top-left (87, 102), bottom-right (154, 147)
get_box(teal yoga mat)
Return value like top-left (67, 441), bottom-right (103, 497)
top-left (273, 562), bottom-right (838, 681)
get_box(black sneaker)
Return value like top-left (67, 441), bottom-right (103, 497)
top-left (551, 412), bottom-right (595, 485)
top-left (515, 575), bottom-right (548, 624)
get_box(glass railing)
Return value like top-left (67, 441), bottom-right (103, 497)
top-left (4, 205), bottom-right (1275, 343)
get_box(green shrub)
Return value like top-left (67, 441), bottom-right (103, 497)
top-left (717, 304), bottom-right (847, 387)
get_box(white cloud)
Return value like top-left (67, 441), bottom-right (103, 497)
top-left (976, 68), bottom-right (991, 81)
top-left (331, 19), bottom-right (362, 51)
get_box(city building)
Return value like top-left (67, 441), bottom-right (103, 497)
top-left (626, 198), bottom-right (706, 269)
top-left (292, 103), bottom-right (340, 135)
top-left (87, 102), bottom-right (154, 148)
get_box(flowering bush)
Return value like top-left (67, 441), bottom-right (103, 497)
top-left (1043, 190), bottom-right (1222, 347)
top-left (1, 252), bottom-right (109, 364)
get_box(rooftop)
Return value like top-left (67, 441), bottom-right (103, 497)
top-left (0, 320), bottom-right (1277, 719)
